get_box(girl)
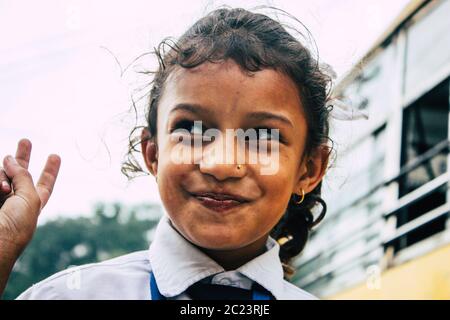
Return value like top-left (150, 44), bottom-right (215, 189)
top-left (0, 7), bottom-right (334, 299)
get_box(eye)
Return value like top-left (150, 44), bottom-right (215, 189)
top-left (250, 127), bottom-right (282, 142)
top-left (257, 128), bottom-right (274, 140)
top-left (171, 120), bottom-right (205, 135)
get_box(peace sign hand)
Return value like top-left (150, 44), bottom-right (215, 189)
top-left (0, 139), bottom-right (61, 251)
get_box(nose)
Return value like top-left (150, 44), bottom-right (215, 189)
top-left (199, 134), bottom-right (247, 181)
top-left (200, 161), bottom-right (246, 181)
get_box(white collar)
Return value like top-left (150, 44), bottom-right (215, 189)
top-left (148, 214), bottom-right (285, 299)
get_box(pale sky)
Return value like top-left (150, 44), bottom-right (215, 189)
top-left (0, 0), bottom-right (410, 223)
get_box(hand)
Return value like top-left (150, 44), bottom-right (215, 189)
top-left (0, 139), bottom-right (61, 251)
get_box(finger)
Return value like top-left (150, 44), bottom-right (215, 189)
top-left (0, 167), bottom-right (12, 194)
top-left (36, 154), bottom-right (61, 211)
top-left (15, 138), bottom-right (32, 169)
top-left (2, 155), bottom-right (39, 210)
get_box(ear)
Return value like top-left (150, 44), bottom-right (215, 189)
top-left (295, 146), bottom-right (330, 194)
top-left (141, 128), bottom-right (158, 178)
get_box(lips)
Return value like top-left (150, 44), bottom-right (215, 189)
top-left (190, 192), bottom-right (250, 212)
top-left (192, 192), bottom-right (248, 202)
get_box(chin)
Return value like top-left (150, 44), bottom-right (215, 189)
top-left (188, 226), bottom-right (248, 250)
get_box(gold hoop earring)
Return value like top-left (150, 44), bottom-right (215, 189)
top-left (295, 188), bottom-right (305, 204)
top-left (277, 235), bottom-right (293, 246)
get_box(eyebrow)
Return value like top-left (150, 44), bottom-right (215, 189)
top-left (169, 103), bottom-right (214, 116)
top-left (169, 103), bottom-right (293, 128)
top-left (247, 111), bottom-right (293, 128)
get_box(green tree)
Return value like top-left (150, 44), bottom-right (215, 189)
top-left (3, 202), bottom-right (161, 299)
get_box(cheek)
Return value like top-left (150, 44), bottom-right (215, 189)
top-left (256, 176), bottom-right (293, 230)
top-left (260, 151), bottom-right (297, 201)
top-left (239, 152), bottom-right (299, 233)
top-left (156, 147), bottom-right (190, 205)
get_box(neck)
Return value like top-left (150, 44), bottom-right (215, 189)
top-left (198, 234), bottom-right (270, 271)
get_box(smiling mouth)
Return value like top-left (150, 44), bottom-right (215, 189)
top-left (191, 193), bottom-right (249, 213)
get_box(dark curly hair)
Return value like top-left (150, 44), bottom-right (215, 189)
top-left (121, 6), bottom-right (335, 280)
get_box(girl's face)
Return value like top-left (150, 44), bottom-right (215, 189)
top-left (142, 59), bottom-right (327, 251)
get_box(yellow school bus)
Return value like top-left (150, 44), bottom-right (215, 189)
top-left (292, 0), bottom-right (450, 299)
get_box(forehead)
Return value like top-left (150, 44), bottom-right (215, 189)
top-left (158, 60), bottom-right (305, 122)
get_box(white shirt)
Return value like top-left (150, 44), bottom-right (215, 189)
top-left (17, 215), bottom-right (316, 300)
